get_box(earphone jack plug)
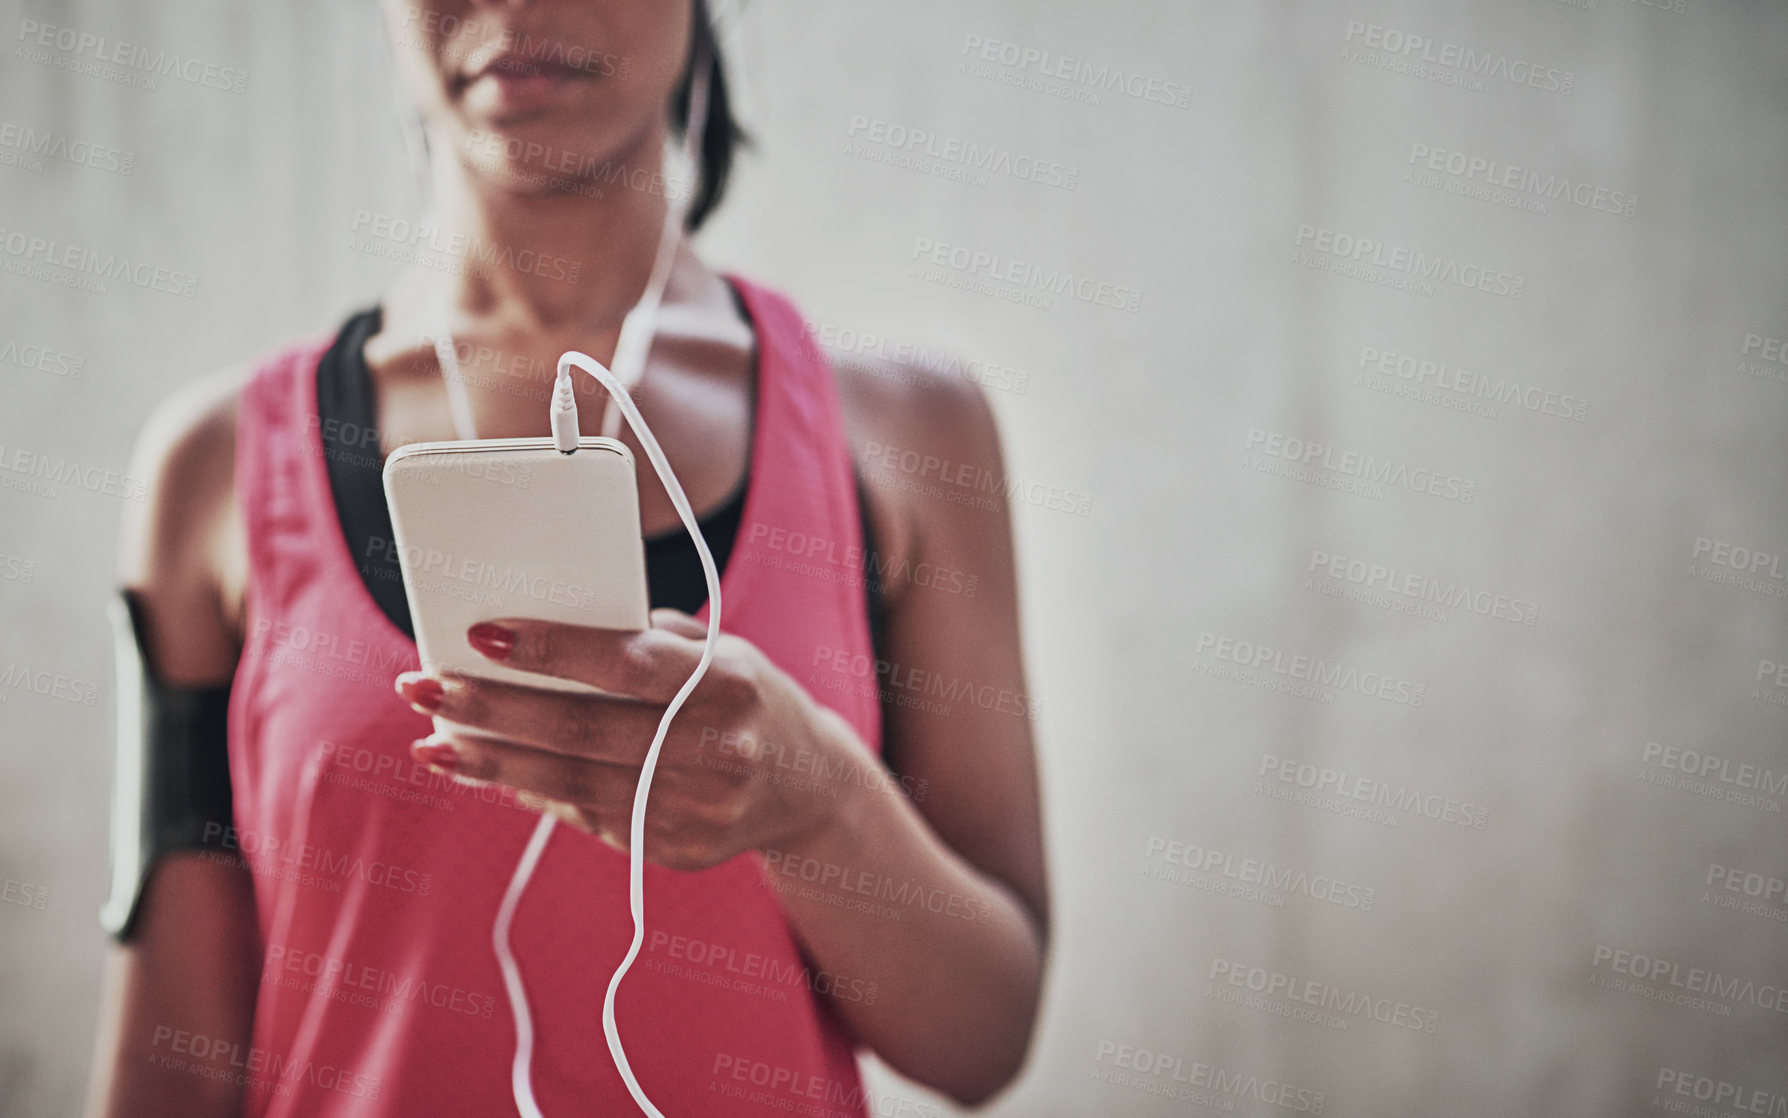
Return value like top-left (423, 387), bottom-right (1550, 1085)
top-left (550, 373), bottom-right (580, 455)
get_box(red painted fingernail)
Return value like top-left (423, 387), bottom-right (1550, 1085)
top-left (468, 622), bottom-right (515, 661)
top-left (411, 740), bottom-right (459, 772)
top-left (400, 676), bottom-right (445, 713)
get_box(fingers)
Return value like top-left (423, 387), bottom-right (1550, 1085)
top-left (396, 670), bottom-right (662, 764)
top-left (465, 618), bottom-right (706, 702)
top-left (651, 608), bottom-right (711, 641)
top-left (414, 731), bottom-right (638, 821)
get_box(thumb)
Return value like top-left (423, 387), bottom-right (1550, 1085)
top-left (650, 608), bottom-right (711, 641)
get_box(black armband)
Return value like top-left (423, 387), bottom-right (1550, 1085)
top-left (100, 589), bottom-right (235, 941)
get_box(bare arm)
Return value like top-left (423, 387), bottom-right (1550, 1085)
top-left (86, 372), bottom-right (264, 1118)
top-left (86, 859), bottom-right (263, 1118)
top-left (764, 366), bottom-right (1049, 1104)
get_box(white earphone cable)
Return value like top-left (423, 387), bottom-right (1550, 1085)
top-left (600, 44), bottom-right (710, 440)
top-left (564, 354), bottom-right (722, 1118)
top-left (491, 812), bottom-right (556, 1118)
top-left (489, 349), bottom-right (722, 1118)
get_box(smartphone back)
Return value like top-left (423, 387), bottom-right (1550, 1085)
top-left (381, 437), bottom-right (649, 694)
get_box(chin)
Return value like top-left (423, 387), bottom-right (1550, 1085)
top-left (453, 102), bottom-right (640, 196)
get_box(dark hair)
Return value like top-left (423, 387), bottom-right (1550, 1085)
top-left (670, 0), bottom-right (746, 231)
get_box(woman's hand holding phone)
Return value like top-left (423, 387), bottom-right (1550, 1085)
top-left (392, 609), bottom-right (868, 871)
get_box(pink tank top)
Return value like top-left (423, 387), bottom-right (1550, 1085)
top-left (228, 277), bottom-right (880, 1116)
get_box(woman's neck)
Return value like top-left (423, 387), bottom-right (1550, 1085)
top-left (414, 121), bottom-right (681, 335)
top-left (365, 124), bottom-right (749, 449)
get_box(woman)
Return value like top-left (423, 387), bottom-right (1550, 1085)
top-left (86, 2), bottom-right (1048, 1115)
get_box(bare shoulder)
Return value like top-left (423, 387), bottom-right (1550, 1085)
top-left (830, 351), bottom-right (1011, 605)
top-left (118, 365), bottom-right (250, 684)
top-left (126, 366), bottom-right (245, 487)
top-left (831, 351), bottom-right (1002, 463)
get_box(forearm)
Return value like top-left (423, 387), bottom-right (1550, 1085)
top-left (86, 857), bottom-right (261, 1118)
top-left (759, 728), bottom-right (1046, 1106)
top-left (88, 954), bottom-right (246, 1118)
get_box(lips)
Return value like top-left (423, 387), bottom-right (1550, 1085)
top-left (454, 43), bottom-right (596, 118)
top-left (466, 51), bottom-right (582, 84)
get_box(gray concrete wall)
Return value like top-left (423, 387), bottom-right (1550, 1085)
top-left (2, 0), bottom-right (1784, 1114)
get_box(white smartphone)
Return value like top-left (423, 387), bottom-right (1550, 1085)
top-left (381, 436), bottom-right (650, 696)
